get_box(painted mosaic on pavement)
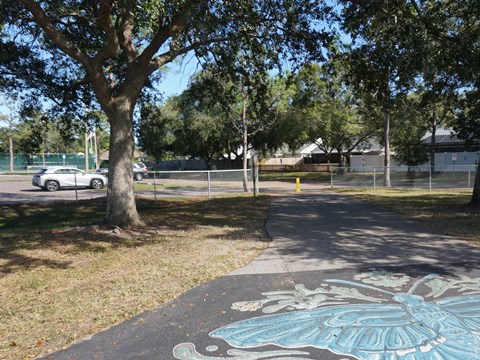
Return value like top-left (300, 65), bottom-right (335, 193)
top-left (173, 269), bottom-right (480, 359)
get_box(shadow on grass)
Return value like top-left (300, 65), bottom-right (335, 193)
top-left (147, 195), bottom-right (269, 229)
top-left (0, 195), bottom-right (270, 274)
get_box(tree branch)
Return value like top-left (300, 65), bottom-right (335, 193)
top-left (345, 129), bottom-right (376, 153)
top-left (20, 0), bottom-right (91, 67)
top-left (117, 0), bottom-right (137, 63)
top-left (148, 36), bottom-right (231, 74)
top-left (54, 11), bottom-right (92, 24)
top-left (404, 0), bottom-right (460, 43)
top-left (19, 1), bottom-right (117, 108)
top-left (136, 9), bottom-right (188, 69)
top-left (92, 0), bottom-right (120, 69)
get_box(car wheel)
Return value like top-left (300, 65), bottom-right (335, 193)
top-left (90, 178), bottom-right (104, 189)
top-left (45, 180), bottom-right (60, 192)
top-left (134, 172), bottom-right (143, 181)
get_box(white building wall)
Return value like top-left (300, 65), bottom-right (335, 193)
top-left (434, 151), bottom-right (480, 171)
top-left (351, 154), bottom-right (385, 169)
top-left (351, 151), bottom-right (480, 172)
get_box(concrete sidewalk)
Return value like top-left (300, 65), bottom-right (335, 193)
top-left (42, 191), bottom-right (480, 360)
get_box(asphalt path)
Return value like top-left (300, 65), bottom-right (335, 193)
top-left (40, 190), bottom-right (480, 360)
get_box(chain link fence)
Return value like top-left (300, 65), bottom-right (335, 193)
top-left (329, 165), bottom-right (478, 189)
top-left (2, 164), bottom-right (477, 205)
top-left (0, 169), bottom-right (256, 205)
top-left (138, 169), bottom-right (255, 200)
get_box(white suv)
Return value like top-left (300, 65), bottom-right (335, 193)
top-left (32, 167), bottom-right (108, 191)
top-left (133, 162), bottom-right (149, 181)
top-left (95, 162), bottom-right (149, 181)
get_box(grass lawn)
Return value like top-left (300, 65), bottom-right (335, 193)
top-left (0, 195), bottom-right (270, 360)
top-left (333, 187), bottom-right (480, 244)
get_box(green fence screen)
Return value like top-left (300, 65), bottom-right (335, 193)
top-left (0, 153), bottom-right (96, 172)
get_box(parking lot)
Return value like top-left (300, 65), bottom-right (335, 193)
top-left (0, 175), bottom-right (107, 205)
top-left (0, 172), bottom-right (311, 205)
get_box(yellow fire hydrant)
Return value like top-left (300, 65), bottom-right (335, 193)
top-left (296, 177), bottom-right (301, 193)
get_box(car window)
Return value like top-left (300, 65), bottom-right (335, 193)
top-left (71, 169), bottom-right (84, 175)
top-left (54, 169), bottom-right (70, 174)
top-left (36, 169), bottom-right (48, 174)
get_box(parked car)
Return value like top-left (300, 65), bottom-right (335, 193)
top-left (32, 167), bottom-right (108, 192)
top-left (95, 168), bottom-right (108, 175)
top-left (133, 162), bottom-right (149, 181)
top-left (95, 162), bottom-right (149, 181)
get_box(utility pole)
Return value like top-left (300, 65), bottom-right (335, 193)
top-left (85, 130), bottom-right (96, 171)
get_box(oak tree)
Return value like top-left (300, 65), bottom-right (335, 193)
top-left (2, 1), bottom-right (330, 226)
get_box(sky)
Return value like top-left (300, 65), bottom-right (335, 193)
top-left (158, 56), bottom-right (200, 99)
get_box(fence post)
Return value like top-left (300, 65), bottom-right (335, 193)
top-left (253, 154), bottom-right (258, 197)
top-left (255, 163), bottom-right (259, 195)
top-left (207, 171), bottom-right (211, 199)
top-left (330, 168), bottom-right (333, 188)
top-left (74, 172), bottom-right (78, 204)
top-left (468, 170), bottom-right (471, 188)
top-left (373, 168), bottom-right (376, 188)
top-left (429, 166), bottom-right (432, 190)
top-left (153, 171), bottom-right (157, 204)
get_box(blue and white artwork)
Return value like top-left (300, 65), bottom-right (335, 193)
top-left (174, 270), bottom-right (480, 360)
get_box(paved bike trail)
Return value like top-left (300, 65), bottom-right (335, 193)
top-left (41, 190), bottom-right (480, 360)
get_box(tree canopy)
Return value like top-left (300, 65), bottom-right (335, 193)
top-left (2, 0), bottom-right (332, 226)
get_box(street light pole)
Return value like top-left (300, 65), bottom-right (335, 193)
top-left (93, 128), bottom-right (98, 169)
top-left (84, 131), bottom-right (89, 171)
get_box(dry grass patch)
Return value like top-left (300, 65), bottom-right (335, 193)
top-left (0, 195), bottom-right (270, 360)
top-left (333, 188), bottom-right (480, 244)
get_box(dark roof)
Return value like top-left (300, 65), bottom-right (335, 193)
top-left (422, 134), bottom-right (480, 146)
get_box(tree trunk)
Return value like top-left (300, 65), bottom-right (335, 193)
top-left (338, 152), bottom-right (344, 167)
top-left (338, 150), bottom-right (346, 175)
top-left (9, 136), bottom-right (14, 172)
top-left (469, 165), bottom-right (480, 207)
top-left (241, 91), bottom-right (249, 192)
top-left (205, 157), bottom-right (212, 170)
top-left (242, 123), bottom-right (249, 192)
top-left (384, 111), bottom-right (391, 187)
top-left (105, 100), bottom-right (144, 228)
top-left (430, 121), bottom-right (436, 174)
